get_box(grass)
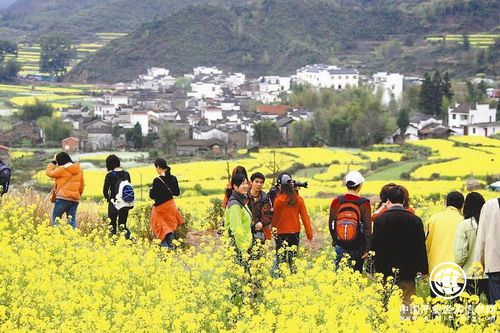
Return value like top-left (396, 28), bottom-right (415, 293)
top-left (365, 160), bottom-right (426, 181)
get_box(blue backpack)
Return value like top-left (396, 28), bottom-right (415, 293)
top-left (112, 172), bottom-right (134, 210)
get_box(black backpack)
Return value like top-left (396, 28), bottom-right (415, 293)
top-left (0, 163), bottom-right (11, 194)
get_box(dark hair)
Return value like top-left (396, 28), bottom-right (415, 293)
top-left (231, 173), bottom-right (247, 188)
top-left (105, 154), bottom-right (120, 171)
top-left (347, 183), bottom-right (361, 190)
top-left (463, 192), bottom-right (485, 223)
top-left (399, 185), bottom-right (411, 209)
top-left (446, 191), bottom-right (465, 210)
top-left (378, 183), bottom-right (396, 208)
top-left (250, 172), bottom-right (265, 182)
top-left (232, 165), bottom-right (248, 180)
top-left (281, 183), bottom-right (297, 206)
top-left (154, 158), bottom-right (171, 175)
top-left (55, 152), bottom-right (72, 165)
top-left (386, 185), bottom-right (405, 205)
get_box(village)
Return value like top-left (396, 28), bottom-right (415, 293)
top-left (0, 64), bottom-right (499, 156)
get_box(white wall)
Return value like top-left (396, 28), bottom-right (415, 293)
top-left (373, 72), bottom-right (404, 105)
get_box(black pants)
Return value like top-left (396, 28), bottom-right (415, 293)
top-left (275, 233), bottom-right (300, 274)
top-left (108, 203), bottom-right (131, 239)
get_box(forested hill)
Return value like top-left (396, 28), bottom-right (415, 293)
top-left (66, 0), bottom-right (500, 83)
top-left (0, 0), bottom-right (246, 37)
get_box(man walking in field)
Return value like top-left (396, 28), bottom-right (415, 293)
top-left (329, 171), bottom-right (372, 272)
top-left (426, 191), bottom-right (464, 297)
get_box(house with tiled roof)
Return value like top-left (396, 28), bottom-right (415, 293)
top-left (448, 103), bottom-right (497, 136)
top-left (296, 64), bottom-right (359, 89)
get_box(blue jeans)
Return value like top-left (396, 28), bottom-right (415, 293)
top-left (334, 245), bottom-right (363, 272)
top-left (52, 199), bottom-right (79, 228)
top-left (161, 232), bottom-right (174, 249)
top-left (487, 272), bottom-right (500, 305)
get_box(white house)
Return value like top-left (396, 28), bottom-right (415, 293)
top-left (104, 94), bottom-right (129, 108)
top-left (94, 102), bottom-right (117, 119)
top-left (468, 122), bottom-right (500, 137)
top-left (372, 72), bottom-right (404, 105)
top-left (128, 111), bottom-right (149, 136)
top-left (296, 64), bottom-right (359, 89)
top-left (448, 103), bottom-right (497, 135)
top-left (193, 127), bottom-right (228, 142)
top-left (225, 72), bottom-right (246, 88)
top-left (188, 82), bottom-right (223, 99)
top-left (193, 66), bottom-right (223, 76)
top-left (201, 106), bottom-right (223, 124)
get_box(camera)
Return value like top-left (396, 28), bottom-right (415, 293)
top-left (292, 180), bottom-right (308, 189)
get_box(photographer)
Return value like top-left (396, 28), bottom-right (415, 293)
top-left (271, 173), bottom-right (313, 275)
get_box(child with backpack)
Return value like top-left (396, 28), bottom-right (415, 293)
top-left (103, 154), bottom-right (133, 239)
top-left (329, 171), bottom-right (372, 272)
top-left (149, 158), bottom-right (183, 249)
top-left (0, 159), bottom-right (11, 196)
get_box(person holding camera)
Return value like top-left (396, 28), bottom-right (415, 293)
top-left (271, 173), bottom-right (313, 275)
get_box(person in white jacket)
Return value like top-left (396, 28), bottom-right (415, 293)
top-left (474, 198), bottom-right (500, 305)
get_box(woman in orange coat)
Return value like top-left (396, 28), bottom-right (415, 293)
top-left (46, 152), bottom-right (84, 228)
top-left (271, 173), bottom-right (313, 275)
top-left (149, 158), bottom-right (183, 249)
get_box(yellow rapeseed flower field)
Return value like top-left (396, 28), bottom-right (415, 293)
top-left (0, 194), bottom-right (499, 332)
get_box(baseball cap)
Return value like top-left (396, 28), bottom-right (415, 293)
top-left (278, 173), bottom-right (292, 185)
top-left (345, 171), bottom-right (365, 187)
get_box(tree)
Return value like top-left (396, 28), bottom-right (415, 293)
top-left (37, 116), bottom-right (72, 143)
top-left (290, 120), bottom-right (316, 146)
top-left (125, 122), bottom-right (143, 149)
top-left (441, 72), bottom-right (453, 101)
top-left (463, 34), bottom-right (470, 51)
top-left (397, 108), bottom-right (410, 141)
top-left (419, 73), bottom-right (434, 115)
top-left (431, 71), bottom-right (443, 117)
top-left (158, 122), bottom-right (182, 155)
top-left (19, 99), bottom-right (54, 121)
top-left (40, 34), bottom-right (76, 81)
top-left (0, 40), bottom-right (19, 82)
top-left (252, 120), bottom-right (281, 147)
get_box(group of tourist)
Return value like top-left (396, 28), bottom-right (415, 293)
top-left (223, 165), bottom-right (500, 306)
top-left (2, 152), bottom-right (499, 306)
top-left (45, 152), bottom-right (183, 249)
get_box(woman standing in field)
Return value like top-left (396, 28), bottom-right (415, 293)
top-left (46, 152), bottom-right (84, 228)
top-left (271, 173), bottom-right (313, 275)
top-left (222, 165), bottom-right (248, 208)
top-left (224, 173), bottom-right (253, 267)
top-left (455, 192), bottom-right (489, 302)
top-left (149, 158), bottom-right (183, 249)
top-left (103, 154), bottom-right (132, 239)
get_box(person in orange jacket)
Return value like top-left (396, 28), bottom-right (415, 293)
top-left (46, 152), bottom-right (84, 228)
top-left (271, 173), bottom-right (313, 275)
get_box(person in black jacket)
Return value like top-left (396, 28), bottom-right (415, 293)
top-left (149, 158), bottom-right (182, 249)
top-left (372, 185), bottom-right (428, 306)
top-left (103, 154), bottom-right (131, 239)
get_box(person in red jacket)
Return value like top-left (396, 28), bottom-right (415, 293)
top-left (271, 173), bottom-right (313, 275)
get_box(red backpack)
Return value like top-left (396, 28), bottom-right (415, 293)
top-left (332, 195), bottom-right (368, 245)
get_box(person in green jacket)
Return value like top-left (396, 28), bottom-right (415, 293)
top-left (454, 192), bottom-right (489, 302)
top-left (225, 173), bottom-right (253, 267)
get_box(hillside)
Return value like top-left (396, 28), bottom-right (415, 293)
top-left (0, 0), bottom-right (18, 9)
top-left (66, 0), bottom-right (500, 83)
top-left (0, 0), bottom-right (246, 39)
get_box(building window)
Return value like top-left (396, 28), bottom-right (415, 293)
top-left (473, 128), bottom-right (476, 134)
top-left (452, 114), bottom-right (456, 120)
top-left (461, 115), bottom-right (468, 121)
top-left (338, 85), bottom-right (342, 90)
